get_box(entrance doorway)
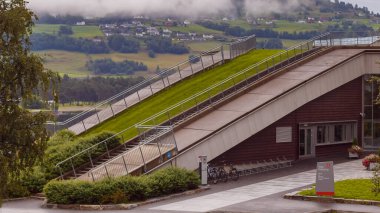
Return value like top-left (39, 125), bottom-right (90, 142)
top-left (299, 127), bottom-right (315, 157)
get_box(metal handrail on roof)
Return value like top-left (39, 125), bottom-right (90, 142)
top-left (55, 33), bottom-right (326, 178)
top-left (47, 35), bottom-right (256, 131)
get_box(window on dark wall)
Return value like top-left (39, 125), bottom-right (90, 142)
top-left (334, 125), bottom-right (345, 142)
top-left (317, 126), bottom-right (327, 144)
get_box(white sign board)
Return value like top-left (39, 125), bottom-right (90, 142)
top-left (316, 161), bottom-right (334, 196)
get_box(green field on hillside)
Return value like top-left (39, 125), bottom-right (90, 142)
top-left (83, 49), bottom-right (283, 139)
top-left (33, 24), bottom-right (104, 38)
top-left (168, 24), bottom-right (223, 34)
top-left (228, 19), bottom-right (253, 30)
top-left (273, 20), bottom-right (327, 32)
top-left (186, 41), bottom-right (223, 52)
top-left (35, 50), bottom-right (189, 78)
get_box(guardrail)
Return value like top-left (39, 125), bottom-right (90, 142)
top-left (83, 125), bottom-right (177, 181)
top-left (47, 35), bottom-right (257, 134)
top-left (146, 31), bottom-right (380, 174)
top-left (56, 33), bottom-right (329, 180)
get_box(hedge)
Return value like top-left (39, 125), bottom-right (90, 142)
top-left (4, 130), bottom-right (121, 199)
top-left (44, 167), bottom-right (200, 204)
top-left (44, 130), bottom-right (121, 176)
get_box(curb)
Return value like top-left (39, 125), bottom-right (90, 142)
top-left (42, 185), bottom-right (210, 210)
top-left (284, 189), bottom-right (380, 207)
top-left (3, 196), bottom-right (45, 202)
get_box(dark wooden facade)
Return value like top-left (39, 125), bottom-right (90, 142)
top-left (212, 76), bottom-right (363, 164)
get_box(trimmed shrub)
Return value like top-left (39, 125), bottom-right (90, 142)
top-left (44, 131), bottom-right (120, 176)
top-left (146, 167), bottom-right (200, 197)
top-left (44, 167), bottom-right (200, 205)
top-left (4, 181), bottom-right (30, 199)
top-left (47, 129), bottom-right (75, 147)
top-left (20, 168), bottom-right (48, 194)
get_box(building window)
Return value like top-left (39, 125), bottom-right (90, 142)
top-left (334, 125), bottom-right (346, 142)
top-left (312, 122), bottom-right (356, 145)
top-left (317, 126), bottom-right (327, 144)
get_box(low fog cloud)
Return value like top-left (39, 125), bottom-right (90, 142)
top-left (27, 0), bottom-right (310, 18)
top-left (245, 0), bottom-right (312, 17)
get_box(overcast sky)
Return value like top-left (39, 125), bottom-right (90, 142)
top-left (341, 0), bottom-right (380, 13)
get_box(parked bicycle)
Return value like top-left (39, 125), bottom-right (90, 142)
top-left (222, 160), bottom-right (239, 182)
top-left (207, 162), bottom-right (239, 184)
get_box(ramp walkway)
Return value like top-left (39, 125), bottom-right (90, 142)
top-left (56, 32), bottom-right (380, 181)
top-left (47, 36), bottom-right (257, 135)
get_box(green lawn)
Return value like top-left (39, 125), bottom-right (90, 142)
top-left (299, 179), bottom-right (380, 201)
top-left (33, 24), bottom-right (104, 38)
top-left (83, 49), bottom-right (284, 139)
top-left (168, 24), bottom-right (223, 34)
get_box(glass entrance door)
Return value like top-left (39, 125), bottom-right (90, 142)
top-left (300, 128), bottom-right (313, 157)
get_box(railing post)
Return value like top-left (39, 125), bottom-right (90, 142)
top-left (149, 83), bottom-right (154, 95)
top-left (70, 159), bottom-right (77, 177)
top-left (221, 46), bottom-right (225, 64)
top-left (81, 120), bottom-right (87, 132)
top-left (156, 139), bottom-right (163, 163)
top-left (161, 76), bottom-right (166, 88)
top-left (200, 55), bottom-right (205, 70)
top-left (108, 104), bottom-right (115, 117)
top-left (177, 66), bottom-right (182, 79)
top-left (90, 171), bottom-right (95, 182)
top-left (121, 155), bottom-right (129, 175)
top-left (229, 44), bottom-right (232, 59)
top-left (195, 98), bottom-right (199, 111)
top-left (189, 60), bottom-right (194, 75)
top-left (138, 145), bottom-right (147, 172)
top-left (58, 165), bottom-right (63, 180)
top-left (136, 91), bottom-right (141, 101)
top-left (105, 142), bottom-right (110, 158)
top-left (211, 54), bottom-right (215, 66)
top-left (88, 151), bottom-right (94, 168)
top-left (104, 165), bottom-right (110, 178)
top-left (166, 111), bottom-right (172, 125)
top-left (95, 108), bottom-right (101, 124)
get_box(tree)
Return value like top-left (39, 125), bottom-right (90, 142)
top-left (0, 0), bottom-right (59, 204)
top-left (58, 25), bottom-right (73, 36)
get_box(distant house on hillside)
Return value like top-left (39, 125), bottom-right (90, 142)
top-left (76, 21), bottom-right (86, 26)
top-left (203, 34), bottom-right (214, 39)
top-left (184, 20), bottom-right (191, 25)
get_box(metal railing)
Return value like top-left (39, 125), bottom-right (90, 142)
top-left (86, 125), bottom-right (177, 181)
top-left (47, 35), bottom-right (257, 134)
top-left (56, 33), bottom-right (329, 180)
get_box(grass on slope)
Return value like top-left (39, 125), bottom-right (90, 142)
top-left (35, 50), bottom-right (189, 78)
top-left (33, 24), bottom-right (104, 38)
top-left (168, 24), bottom-right (223, 34)
top-left (83, 49), bottom-right (283, 139)
top-left (299, 179), bottom-right (380, 201)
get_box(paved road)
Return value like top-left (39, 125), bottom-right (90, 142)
top-left (3, 157), bottom-right (380, 213)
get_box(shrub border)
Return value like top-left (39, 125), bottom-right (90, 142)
top-left (42, 185), bottom-right (210, 210)
top-left (284, 188), bottom-right (380, 207)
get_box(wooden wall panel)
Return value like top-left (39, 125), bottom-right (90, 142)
top-left (211, 76), bottom-right (363, 165)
